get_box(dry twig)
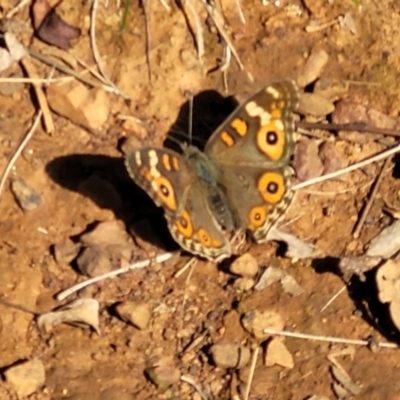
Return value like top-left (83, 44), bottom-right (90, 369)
top-left (243, 346), bottom-right (260, 400)
top-left (352, 156), bottom-right (393, 238)
top-left (0, 111), bottom-right (43, 200)
top-left (90, 0), bottom-right (129, 99)
top-left (21, 57), bottom-right (54, 134)
top-left (263, 328), bottom-right (398, 349)
top-left (293, 142), bottom-right (400, 190)
top-left (56, 252), bottom-right (176, 301)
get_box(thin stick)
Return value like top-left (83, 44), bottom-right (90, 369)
top-left (27, 48), bottom-right (110, 91)
top-left (297, 121), bottom-right (400, 139)
top-left (293, 142), bottom-right (400, 190)
top-left (21, 57), bottom-right (54, 134)
top-left (5, 0), bottom-right (30, 17)
top-left (263, 328), bottom-right (398, 349)
top-left (174, 256), bottom-right (197, 278)
top-left (56, 252), bottom-right (175, 301)
top-left (158, 0), bottom-right (171, 11)
top-left (321, 285), bottom-right (347, 312)
top-left (0, 77), bottom-right (73, 84)
top-left (181, 0), bottom-right (205, 61)
top-left (180, 375), bottom-right (208, 400)
top-left (0, 111), bottom-right (42, 200)
top-left (233, 0), bottom-right (246, 23)
top-left (142, 0), bottom-right (152, 82)
top-left (353, 156), bottom-right (392, 238)
top-left (244, 346), bottom-right (259, 400)
top-left (200, 0), bottom-right (244, 70)
top-left (90, 0), bottom-right (129, 99)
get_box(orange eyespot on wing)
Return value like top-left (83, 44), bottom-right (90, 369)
top-left (257, 172), bottom-right (285, 204)
top-left (153, 175), bottom-right (177, 211)
top-left (248, 205), bottom-right (267, 230)
top-left (174, 209), bottom-right (194, 238)
top-left (196, 228), bottom-right (223, 248)
top-left (256, 122), bottom-right (286, 160)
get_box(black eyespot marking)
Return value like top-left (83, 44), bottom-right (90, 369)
top-left (254, 212), bottom-right (261, 221)
top-left (160, 184), bottom-right (169, 196)
top-left (266, 131), bottom-right (278, 145)
top-left (267, 182), bottom-right (278, 194)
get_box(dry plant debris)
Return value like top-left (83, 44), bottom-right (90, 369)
top-left (32, 0), bottom-right (81, 49)
top-left (36, 298), bottom-right (100, 335)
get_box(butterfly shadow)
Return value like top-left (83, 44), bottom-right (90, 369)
top-left (45, 153), bottom-right (176, 251)
top-left (163, 89), bottom-right (238, 152)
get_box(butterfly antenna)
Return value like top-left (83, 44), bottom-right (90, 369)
top-left (188, 91), bottom-right (194, 145)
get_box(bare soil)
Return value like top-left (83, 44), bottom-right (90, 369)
top-left (2, 0), bottom-right (400, 399)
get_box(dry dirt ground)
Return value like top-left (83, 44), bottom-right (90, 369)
top-left (2, 0), bottom-right (400, 399)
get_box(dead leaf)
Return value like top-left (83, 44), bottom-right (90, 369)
top-left (32, 0), bottom-right (81, 50)
top-left (36, 298), bottom-right (100, 334)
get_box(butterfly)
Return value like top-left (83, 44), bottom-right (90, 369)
top-left (126, 80), bottom-right (299, 262)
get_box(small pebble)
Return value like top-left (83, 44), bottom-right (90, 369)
top-left (229, 253), bottom-right (259, 278)
top-left (209, 344), bottom-right (250, 369)
top-left (241, 310), bottom-right (284, 339)
top-left (11, 178), bottom-right (42, 212)
top-left (297, 92), bottom-right (335, 117)
top-left (297, 49), bottom-right (329, 88)
top-left (264, 337), bottom-right (294, 369)
top-left (319, 141), bottom-right (344, 174)
top-left (53, 241), bottom-right (82, 264)
top-left (292, 139), bottom-right (324, 181)
top-left (76, 246), bottom-right (113, 277)
top-left (233, 277), bottom-right (255, 291)
top-left (115, 302), bottom-right (151, 330)
top-left (145, 355), bottom-right (181, 388)
top-left (5, 359), bottom-right (45, 398)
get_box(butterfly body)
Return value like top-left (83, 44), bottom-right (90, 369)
top-left (126, 80), bottom-right (299, 262)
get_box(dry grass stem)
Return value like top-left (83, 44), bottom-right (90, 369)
top-left (5, 0), bottom-right (30, 17)
top-left (0, 111), bottom-right (43, 200)
top-left (200, 0), bottom-right (244, 70)
top-left (233, 0), bottom-right (246, 23)
top-left (263, 328), bottom-right (398, 349)
top-left (142, 0), bottom-right (153, 82)
top-left (56, 252), bottom-right (176, 301)
top-left (180, 375), bottom-right (209, 400)
top-left (352, 157), bottom-right (393, 238)
top-left (244, 346), bottom-right (260, 400)
top-left (181, 0), bottom-right (205, 61)
top-left (27, 48), bottom-right (110, 90)
top-left (293, 142), bottom-right (400, 190)
top-left (174, 256), bottom-right (197, 278)
top-left (21, 57), bottom-right (54, 134)
top-left (321, 285), bottom-right (347, 312)
top-left (90, 0), bottom-right (129, 98)
top-left (0, 77), bottom-right (73, 84)
top-left (158, 0), bottom-right (171, 11)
